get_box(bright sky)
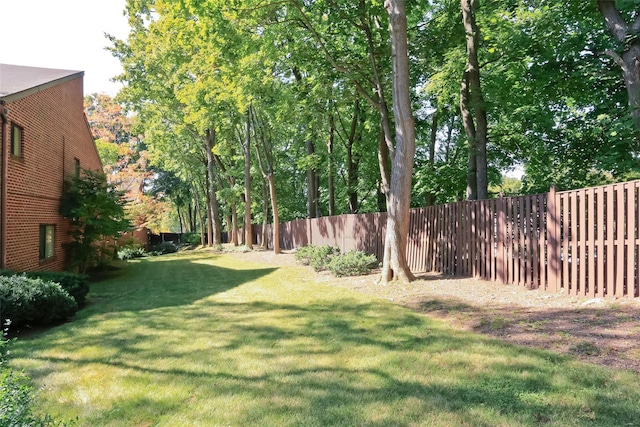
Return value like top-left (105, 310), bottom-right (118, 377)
top-left (0, 0), bottom-right (130, 95)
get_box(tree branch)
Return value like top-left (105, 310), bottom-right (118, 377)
top-left (632, 15), bottom-right (640, 34)
top-left (605, 48), bottom-right (627, 69)
top-left (597, 0), bottom-right (629, 42)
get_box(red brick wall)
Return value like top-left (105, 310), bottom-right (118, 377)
top-left (5, 77), bottom-right (102, 272)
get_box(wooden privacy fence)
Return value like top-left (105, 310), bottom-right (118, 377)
top-left (274, 179), bottom-right (640, 299)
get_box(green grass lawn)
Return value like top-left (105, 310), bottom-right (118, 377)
top-left (9, 250), bottom-right (640, 426)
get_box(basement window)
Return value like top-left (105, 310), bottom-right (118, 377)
top-left (39, 225), bottom-right (55, 260)
top-left (11, 123), bottom-right (23, 156)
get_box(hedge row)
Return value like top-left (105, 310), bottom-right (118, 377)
top-left (0, 271), bottom-right (88, 330)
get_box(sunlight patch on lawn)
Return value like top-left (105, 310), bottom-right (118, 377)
top-left (8, 250), bottom-right (640, 426)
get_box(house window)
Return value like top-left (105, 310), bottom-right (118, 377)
top-left (11, 123), bottom-right (22, 156)
top-left (39, 225), bottom-right (55, 260)
top-left (74, 158), bottom-right (80, 177)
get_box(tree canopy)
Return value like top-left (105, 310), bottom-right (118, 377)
top-left (105, 0), bottom-right (640, 280)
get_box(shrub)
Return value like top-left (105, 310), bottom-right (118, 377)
top-left (1, 325), bottom-right (63, 426)
top-left (182, 233), bottom-right (202, 246)
top-left (150, 241), bottom-right (178, 255)
top-left (0, 275), bottom-right (77, 328)
top-left (24, 271), bottom-right (89, 307)
top-left (326, 250), bottom-right (379, 277)
top-left (294, 245), bottom-right (340, 271)
top-left (117, 246), bottom-right (146, 261)
top-left (294, 245), bottom-right (316, 265)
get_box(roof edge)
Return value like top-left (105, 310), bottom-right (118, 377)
top-left (0, 71), bottom-right (85, 103)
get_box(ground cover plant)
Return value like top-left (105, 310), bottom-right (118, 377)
top-left (8, 249), bottom-right (640, 426)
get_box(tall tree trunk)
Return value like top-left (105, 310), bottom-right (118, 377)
top-left (425, 110), bottom-right (438, 206)
top-left (344, 98), bottom-right (362, 214)
top-left (267, 174), bottom-right (281, 254)
top-left (306, 139), bottom-right (318, 218)
top-left (204, 129), bottom-right (221, 246)
top-left (188, 201), bottom-right (195, 233)
top-left (597, 0), bottom-right (640, 146)
top-left (213, 153), bottom-right (239, 246)
top-left (462, 0), bottom-right (488, 200)
top-left (176, 204), bottom-right (183, 234)
top-left (461, 71), bottom-right (478, 200)
top-left (260, 179), bottom-right (269, 248)
top-left (205, 184), bottom-right (213, 247)
top-left (381, 0), bottom-right (416, 284)
top-left (327, 112), bottom-right (336, 216)
top-left (243, 111), bottom-right (253, 249)
top-left (347, 144), bottom-right (359, 214)
top-left (250, 105), bottom-right (281, 254)
top-left (190, 180), bottom-right (206, 246)
top-left (231, 203), bottom-right (239, 246)
top-left (377, 123), bottom-right (392, 210)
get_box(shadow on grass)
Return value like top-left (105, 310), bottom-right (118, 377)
top-left (11, 251), bottom-right (640, 426)
top-left (20, 296), bottom-right (640, 426)
top-left (80, 252), bottom-right (278, 313)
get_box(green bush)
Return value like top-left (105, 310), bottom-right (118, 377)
top-left (327, 250), bottom-right (379, 277)
top-left (182, 233), bottom-right (202, 246)
top-left (294, 245), bottom-right (315, 265)
top-left (1, 326), bottom-right (63, 426)
top-left (24, 271), bottom-right (89, 307)
top-left (150, 242), bottom-right (178, 255)
top-left (117, 246), bottom-right (146, 260)
top-left (294, 245), bottom-right (340, 271)
top-left (0, 275), bottom-right (77, 328)
top-left (0, 368), bottom-right (58, 426)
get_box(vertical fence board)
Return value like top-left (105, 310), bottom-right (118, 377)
top-left (628, 183), bottom-right (637, 297)
top-left (570, 191), bottom-right (578, 295)
top-left (531, 196), bottom-right (539, 289)
top-left (559, 194), bottom-right (567, 293)
top-left (489, 200), bottom-right (496, 281)
top-left (587, 188), bottom-right (596, 297)
top-left (483, 201), bottom-right (490, 280)
top-left (497, 197), bottom-right (505, 283)
top-left (516, 197), bottom-right (523, 286)
top-left (547, 187), bottom-right (560, 292)
top-left (577, 190), bottom-right (586, 296)
top-left (524, 196), bottom-right (532, 288)
top-left (606, 187), bottom-right (615, 297)
top-left (596, 188), bottom-right (605, 297)
top-left (616, 185), bottom-right (626, 297)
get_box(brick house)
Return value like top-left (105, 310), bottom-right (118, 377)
top-left (0, 64), bottom-right (102, 271)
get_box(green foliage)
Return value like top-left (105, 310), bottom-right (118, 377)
top-left (149, 242), bottom-right (178, 256)
top-left (294, 245), bottom-right (340, 271)
top-left (0, 368), bottom-right (62, 427)
top-left (95, 139), bottom-right (120, 166)
top-left (293, 245), bottom-right (316, 266)
top-left (0, 275), bottom-right (77, 328)
top-left (1, 318), bottom-right (63, 426)
top-left (181, 233), bottom-right (202, 246)
top-left (24, 272), bottom-right (90, 308)
top-left (326, 250), bottom-right (379, 277)
top-left (60, 169), bottom-right (130, 273)
top-left (117, 247), bottom-right (146, 260)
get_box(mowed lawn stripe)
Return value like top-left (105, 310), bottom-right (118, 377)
top-left (10, 250), bottom-right (640, 426)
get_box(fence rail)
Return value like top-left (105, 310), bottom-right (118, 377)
top-left (273, 180), bottom-right (640, 299)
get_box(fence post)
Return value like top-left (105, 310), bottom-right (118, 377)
top-left (547, 186), bottom-right (560, 293)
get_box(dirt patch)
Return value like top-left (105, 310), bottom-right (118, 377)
top-left (229, 248), bottom-right (640, 374)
